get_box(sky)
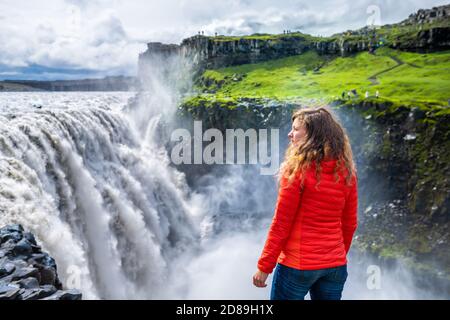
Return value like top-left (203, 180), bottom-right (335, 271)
top-left (0, 0), bottom-right (447, 80)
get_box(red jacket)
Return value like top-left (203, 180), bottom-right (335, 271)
top-left (257, 159), bottom-right (358, 273)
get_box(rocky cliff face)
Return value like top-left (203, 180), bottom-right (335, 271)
top-left (404, 4), bottom-right (450, 24)
top-left (333, 100), bottom-right (449, 276)
top-left (0, 224), bottom-right (82, 300)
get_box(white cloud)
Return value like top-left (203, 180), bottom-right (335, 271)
top-left (0, 0), bottom-right (447, 79)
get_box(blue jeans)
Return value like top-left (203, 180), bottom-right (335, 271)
top-left (270, 263), bottom-right (348, 300)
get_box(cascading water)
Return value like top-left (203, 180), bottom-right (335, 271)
top-left (0, 90), bottom-right (203, 299)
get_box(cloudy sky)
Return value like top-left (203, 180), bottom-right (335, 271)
top-left (0, 0), bottom-right (447, 80)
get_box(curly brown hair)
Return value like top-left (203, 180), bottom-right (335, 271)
top-left (279, 106), bottom-right (356, 187)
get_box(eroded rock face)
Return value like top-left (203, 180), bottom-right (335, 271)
top-left (0, 224), bottom-right (82, 300)
top-left (404, 5), bottom-right (450, 25)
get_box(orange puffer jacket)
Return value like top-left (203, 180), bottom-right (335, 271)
top-left (257, 160), bottom-right (358, 273)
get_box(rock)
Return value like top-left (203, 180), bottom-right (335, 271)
top-left (38, 267), bottom-right (57, 286)
top-left (0, 232), bottom-right (22, 245)
top-left (3, 224), bottom-right (24, 233)
top-left (23, 232), bottom-right (37, 246)
top-left (19, 285), bottom-right (57, 300)
top-left (0, 285), bottom-right (21, 300)
top-left (0, 262), bottom-right (15, 277)
top-left (13, 277), bottom-right (40, 289)
top-left (12, 267), bottom-right (41, 282)
top-left (41, 289), bottom-right (82, 300)
top-left (0, 224), bottom-right (82, 300)
top-left (13, 238), bottom-right (33, 256)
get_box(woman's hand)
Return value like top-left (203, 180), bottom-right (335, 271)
top-left (253, 269), bottom-right (269, 288)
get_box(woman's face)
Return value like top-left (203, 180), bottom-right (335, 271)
top-left (288, 118), bottom-right (307, 146)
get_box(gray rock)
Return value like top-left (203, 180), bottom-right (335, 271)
top-left (0, 275), bottom-right (14, 286)
top-left (0, 262), bottom-right (15, 277)
top-left (10, 259), bottom-right (28, 269)
top-left (13, 277), bottom-right (40, 289)
top-left (19, 285), bottom-right (57, 300)
top-left (0, 224), bottom-right (82, 300)
top-left (0, 285), bottom-right (21, 300)
top-left (29, 253), bottom-right (56, 269)
top-left (23, 232), bottom-right (37, 246)
top-left (3, 224), bottom-right (24, 233)
top-left (0, 239), bottom-right (18, 254)
top-left (12, 267), bottom-right (41, 282)
top-left (0, 232), bottom-right (22, 244)
top-left (13, 238), bottom-right (33, 256)
top-left (41, 289), bottom-right (82, 300)
top-left (38, 266), bottom-right (57, 286)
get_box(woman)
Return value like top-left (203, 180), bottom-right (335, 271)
top-left (253, 106), bottom-right (358, 300)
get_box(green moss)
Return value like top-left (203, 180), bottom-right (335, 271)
top-left (181, 94), bottom-right (240, 110)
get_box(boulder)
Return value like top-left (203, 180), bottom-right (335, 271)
top-left (0, 224), bottom-right (82, 300)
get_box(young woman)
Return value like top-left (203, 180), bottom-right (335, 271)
top-left (253, 106), bottom-right (358, 300)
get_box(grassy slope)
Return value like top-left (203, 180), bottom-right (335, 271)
top-left (189, 47), bottom-right (450, 111)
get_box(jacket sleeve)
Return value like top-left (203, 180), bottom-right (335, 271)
top-left (257, 172), bottom-right (303, 274)
top-left (342, 175), bottom-right (358, 254)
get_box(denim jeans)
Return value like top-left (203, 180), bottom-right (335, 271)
top-left (270, 263), bottom-right (348, 300)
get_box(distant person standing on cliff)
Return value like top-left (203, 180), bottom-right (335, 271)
top-left (253, 106), bottom-right (358, 300)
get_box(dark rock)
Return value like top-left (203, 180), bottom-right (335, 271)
top-left (0, 285), bottom-right (21, 300)
top-left (28, 253), bottom-right (56, 269)
top-left (13, 277), bottom-right (40, 289)
top-left (19, 285), bottom-right (57, 300)
top-left (41, 289), bottom-right (82, 300)
top-left (13, 238), bottom-right (33, 256)
top-left (12, 267), bottom-right (41, 282)
top-left (10, 259), bottom-right (28, 269)
top-left (3, 224), bottom-right (24, 233)
top-left (0, 275), bottom-right (14, 287)
top-left (38, 267), bottom-right (57, 286)
top-left (0, 225), bottom-right (82, 300)
top-left (0, 262), bottom-right (15, 277)
top-left (0, 232), bottom-right (22, 245)
top-left (0, 239), bottom-right (16, 256)
top-left (23, 232), bottom-right (37, 246)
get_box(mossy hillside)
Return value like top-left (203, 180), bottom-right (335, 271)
top-left (192, 48), bottom-right (450, 108)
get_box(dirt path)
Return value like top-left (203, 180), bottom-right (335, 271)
top-left (368, 52), bottom-right (421, 85)
top-left (368, 54), bottom-right (404, 85)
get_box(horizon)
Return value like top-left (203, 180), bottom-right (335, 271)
top-left (0, 0), bottom-right (448, 81)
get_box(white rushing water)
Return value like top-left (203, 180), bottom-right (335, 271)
top-left (0, 91), bottom-right (205, 299)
